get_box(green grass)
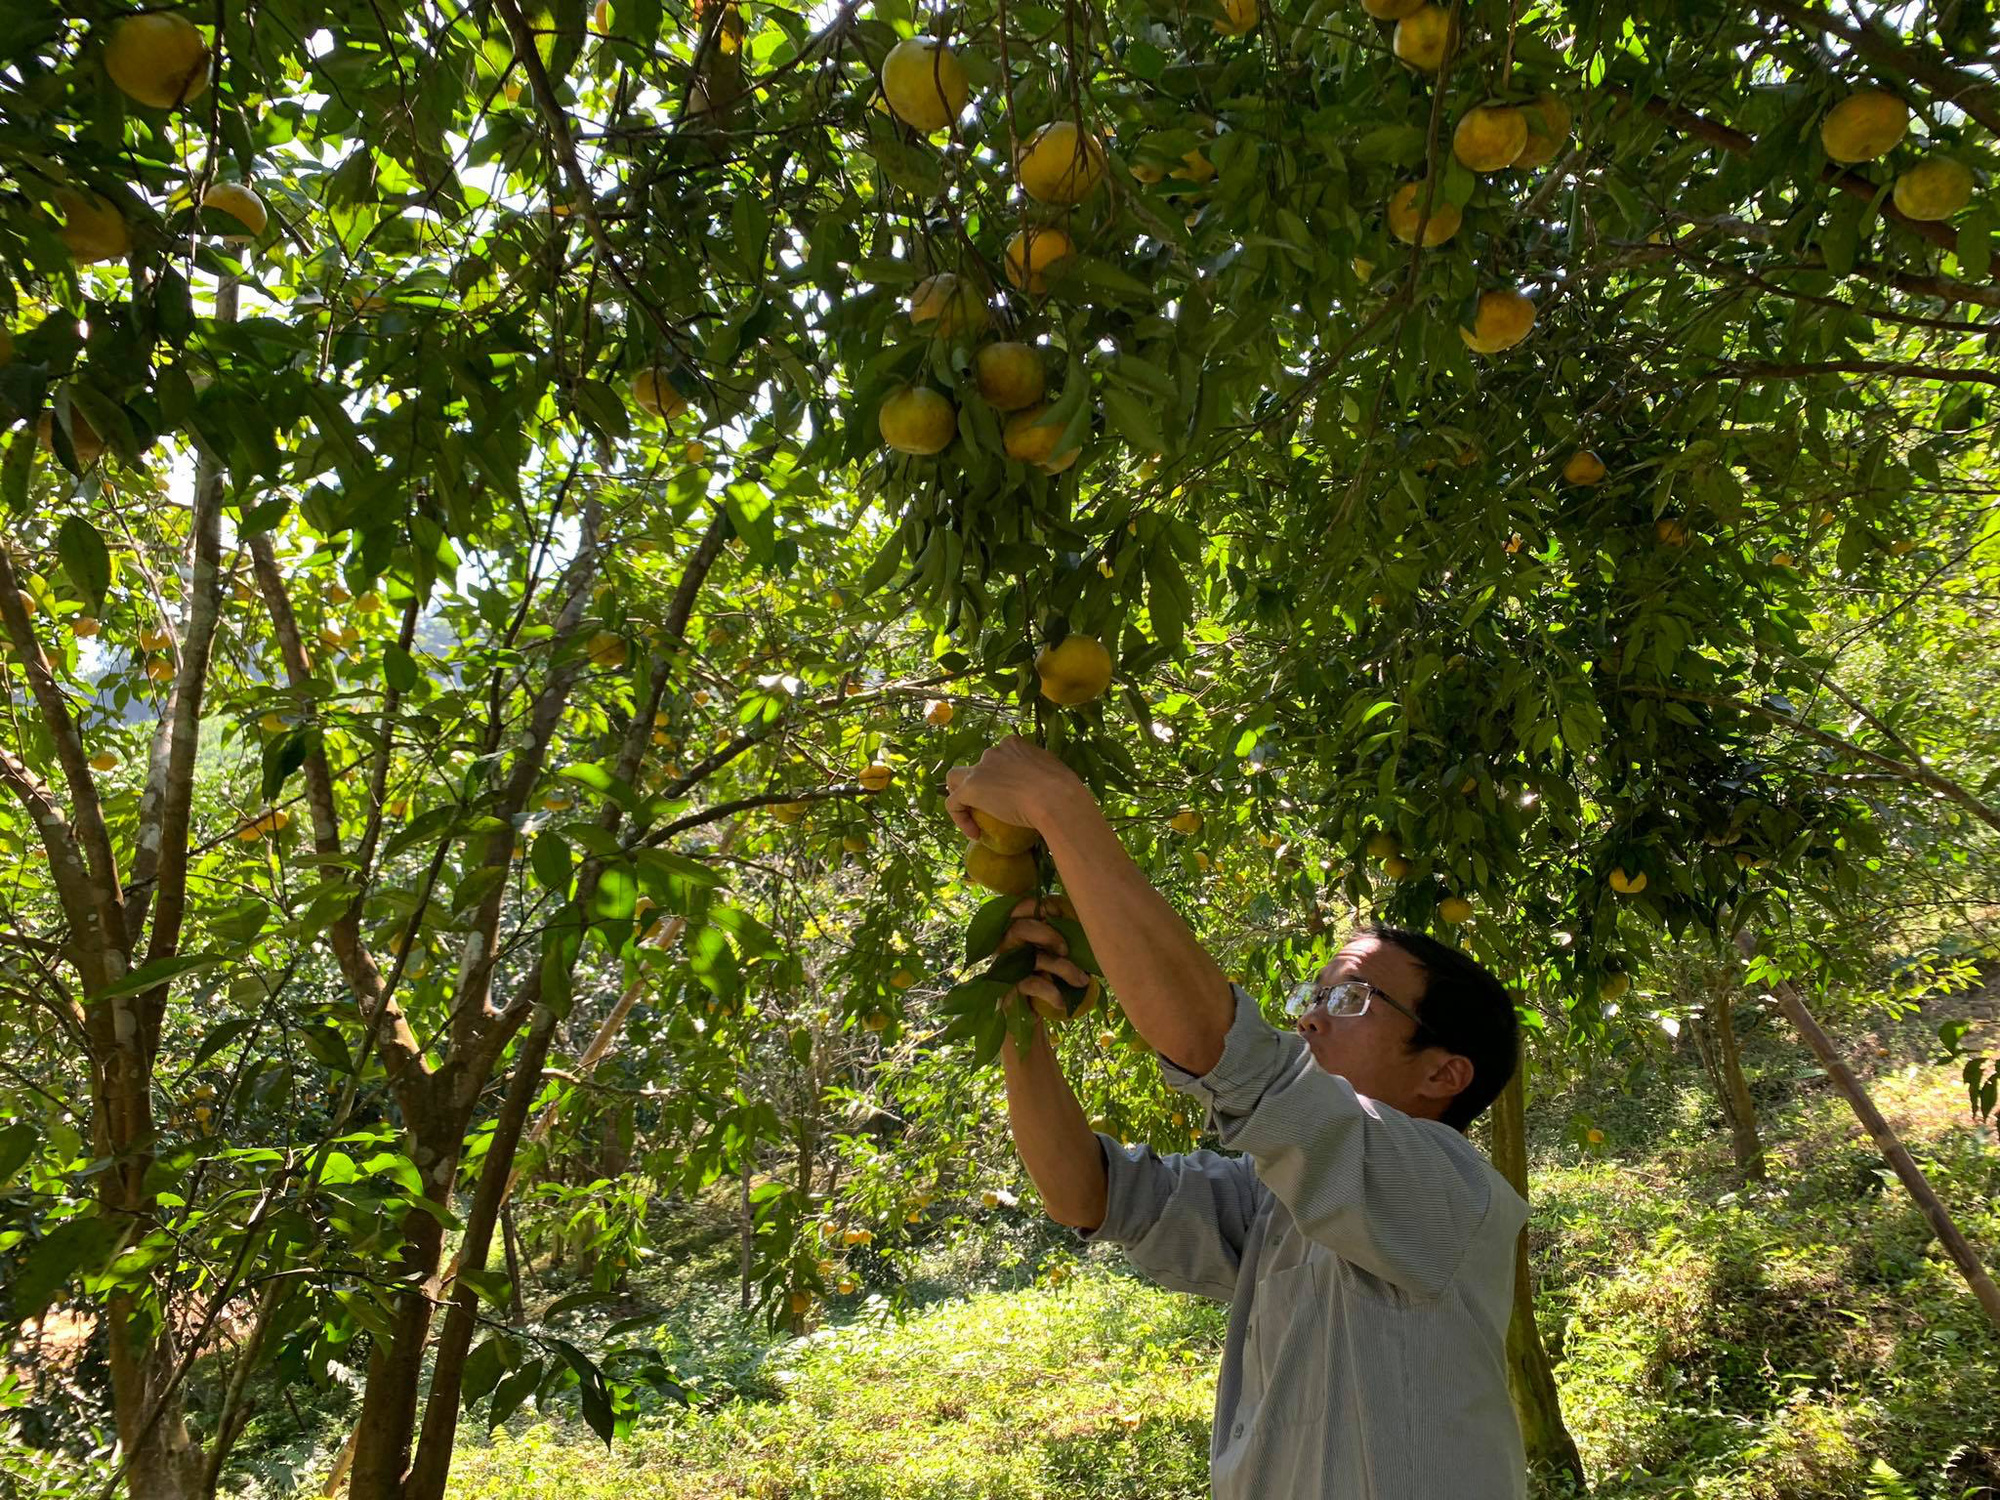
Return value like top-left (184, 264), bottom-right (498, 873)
top-left (433, 989), bottom-right (2000, 1500)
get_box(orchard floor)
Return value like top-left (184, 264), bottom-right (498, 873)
top-left (428, 983), bottom-right (2000, 1500)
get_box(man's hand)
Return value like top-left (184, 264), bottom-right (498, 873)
top-left (944, 736), bottom-right (1089, 844)
top-left (1002, 894), bottom-right (1091, 1013)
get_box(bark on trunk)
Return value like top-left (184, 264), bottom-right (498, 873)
top-left (1708, 987), bottom-right (1767, 1181)
top-left (1738, 933), bottom-right (2000, 1334)
top-left (739, 1154), bottom-right (755, 1312)
top-left (1488, 1061), bottom-right (1588, 1490)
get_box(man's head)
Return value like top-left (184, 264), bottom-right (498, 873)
top-left (1290, 927), bottom-right (1519, 1131)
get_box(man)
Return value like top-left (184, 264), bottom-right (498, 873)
top-left (946, 736), bottom-right (1529, 1500)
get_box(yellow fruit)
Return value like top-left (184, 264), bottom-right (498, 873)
top-left (146, 657), bottom-right (174, 682)
top-left (771, 800), bottom-right (807, 825)
top-left (1172, 150), bottom-right (1218, 184)
top-left (1003, 227), bottom-right (1073, 295)
top-left (908, 272), bottom-right (986, 337)
top-left (1392, 5), bottom-right (1455, 70)
top-left (1361, 0), bottom-right (1425, 17)
top-left (1352, 256), bottom-right (1375, 281)
top-left (1460, 289), bottom-right (1536, 354)
top-left (1512, 94), bottom-right (1572, 170)
top-left (139, 626), bottom-right (172, 652)
top-left (1003, 403), bottom-right (1081, 474)
top-left (1387, 182), bottom-right (1461, 246)
top-left (890, 969), bottom-right (916, 989)
top-left (201, 182), bottom-right (266, 240)
top-left (1655, 518), bottom-right (1690, 546)
top-left (1169, 808), bottom-right (1204, 835)
top-left (1820, 90), bottom-right (1907, 164)
top-left (862, 1011), bottom-right (889, 1032)
top-left (1889, 538), bottom-right (1917, 556)
top-left (924, 697), bottom-right (956, 726)
top-left (632, 367), bottom-right (688, 420)
top-left (586, 632), bottom-right (628, 669)
top-left (979, 1190), bottom-right (1001, 1208)
top-left (55, 191), bottom-right (129, 264)
top-left (967, 842), bottom-right (1038, 895)
top-left (973, 809), bottom-right (1040, 856)
top-left (104, 13), bottom-right (211, 110)
top-left (1035, 634), bottom-right (1113, 706)
top-left (972, 343), bottom-right (1047, 413)
top-left (1891, 158), bottom-right (1974, 221)
top-left (1586, 1128), bottom-right (1605, 1144)
top-left (1814, 508), bottom-right (1836, 527)
top-left (327, 584), bottom-right (352, 605)
top-left (858, 762), bottom-right (894, 792)
top-left (1608, 867), bottom-right (1648, 895)
top-left (88, 751), bottom-right (119, 772)
top-left (684, 440), bottom-right (708, 464)
top-left (1365, 832), bottom-right (1400, 859)
top-left (789, 1291), bottom-right (813, 1316)
top-left (879, 385), bottom-right (957, 456)
top-left (72, 615), bottom-right (100, 637)
top-left (1017, 121), bottom-right (1106, 205)
top-left (881, 37), bottom-right (969, 132)
top-left (1214, 0), bottom-right (1259, 33)
top-left (1452, 106), bottom-right (1528, 172)
top-left (257, 712), bottom-right (287, 734)
top-left (1772, 551), bottom-right (1795, 569)
top-left (1439, 894), bottom-right (1474, 924)
top-left (1562, 450), bottom-right (1607, 486)
top-left (1600, 973), bottom-right (1629, 1002)
top-left (1735, 852), bottom-right (1764, 869)
top-left (594, 0), bottom-right (610, 29)
top-left (1382, 855), bottom-right (1412, 879)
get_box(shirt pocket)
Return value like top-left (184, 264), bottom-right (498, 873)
top-left (1248, 1259), bottom-right (1327, 1430)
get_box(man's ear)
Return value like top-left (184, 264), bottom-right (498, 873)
top-left (1419, 1050), bottom-right (1474, 1104)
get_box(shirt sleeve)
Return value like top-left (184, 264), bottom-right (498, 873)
top-left (1157, 984), bottom-right (1496, 1299)
top-left (1077, 1132), bottom-right (1268, 1303)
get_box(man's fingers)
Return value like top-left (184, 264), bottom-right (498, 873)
top-left (1017, 974), bottom-right (1063, 1007)
top-left (998, 917), bottom-right (1066, 954)
top-left (1032, 951), bottom-right (1089, 988)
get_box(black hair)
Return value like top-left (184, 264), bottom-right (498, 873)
top-left (1364, 925), bottom-right (1519, 1131)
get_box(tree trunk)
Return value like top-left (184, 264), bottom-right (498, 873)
top-left (1488, 1059), bottom-right (1588, 1491)
top-left (502, 1205), bottom-right (526, 1323)
top-left (1708, 986), bottom-right (1766, 1181)
top-left (1738, 933), bottom-right (2000, 1334)
top-left (739, 1153), bottom-right (756, 1312)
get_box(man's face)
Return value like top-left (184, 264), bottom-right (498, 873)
top-left (1293, 935), bottom-right (1469, 1122)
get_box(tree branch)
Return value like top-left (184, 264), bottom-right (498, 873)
top-left (1762, 0), bottom-right (2000, 140)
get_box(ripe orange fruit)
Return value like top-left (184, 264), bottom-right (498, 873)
top-left (1387, 182), bottom-right (1461, 246)
top-left (1460, 289), bottom-right (1536, 353)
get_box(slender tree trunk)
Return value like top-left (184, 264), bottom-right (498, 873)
top-left (1738, 933), bottom-right (2000, 1334)
top-left (1707, 987), bottom-right (1766, 1181)
top-left (1488, 1060), bottom-right (1588, 1491)
top-left (739, 1153), bottom-right (756, 1311)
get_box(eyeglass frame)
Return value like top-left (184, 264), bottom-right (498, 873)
top-left (1284, 976), bottom-right (1427, 1036)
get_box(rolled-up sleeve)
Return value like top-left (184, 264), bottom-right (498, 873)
top-left (1079, 1133), bottom-right (1267, 1302)
top-left (1158, 985), bottom-right (1495, 1299)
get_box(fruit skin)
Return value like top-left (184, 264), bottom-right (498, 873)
top-left (1214, 0), bottom-right (1259, 33)
top-left (1891, 158), bottom-right (1974, 221)
top-left (585, 631), bottom-right (628, 669)
top-left (1004, 227), bottom-right (1073, 295)
top-left (56, 191), bottom-right (130, 264)
top-left (878, 385), bottom-right (957, 456)
top-left (973, 809), bottom-right (1040, 856)
top-left (1460, 289), bottom-right (1536, 354)
top-left (1600, 973), bottom-right (1630, 1002)
top-left (771, 800), bottom-right (808, 825)
top-left (104, 13), bottom-right (211, 110)
top-left (632, 367), bottom-right (687, 420)
top-left (1387, 182), bottom-right (1461, 246)
top-left (880, 37), bottom-right (968, 132)
top-left (1169, 808), bottom-right (1204, 835)
top-left (1003, 403), bottom-right (1080, 474)
top-left (857, 762), bottom-right (893, 792)
top-left (1392, 5), bottom-right (1455, 70)
top-left (973, 343), bottom-right (1046, 412)
top-left (1035, 634), bottom-right (1113, 706)
top-left (1452, 106), bottom-right (1528, 172)
top-left (1654, 518), bottom-right (1690, 546)
top-left (1361, 0), bottom-right (1424, 17)
top-left (201, 182), bottom-right (266, 240)
top-left (72, 616), bottom-right (100, 637)
top-left (1018, 121), bottom-right (1106, 205)
top-left (909, 272), bottom-right (986, 337)
top-left (923, 697), bottom-right (955, 726)
top-left (89, 751), bottom-right (119, 772)
top-left (1365, 831), bottom-right (1400, 860)
top-left (1512, 94), bottom-right (1573, 170)
top-left (1820, 90), bottom-right (1908, 164)
top-left (1382, 855), bottom-right (1413, 880)
top-left (1439, 894), bottom-right (1474, 924)
top-left (1562, 450), bottom-right (1607, 486)
top-left (38, 408), bottom-right (107, 467)
top-left (967, 841), bottom-right (1038, 894)
top-left (1608, 866), bottom-right (1648, 895)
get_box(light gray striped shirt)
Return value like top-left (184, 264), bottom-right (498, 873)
top-left (1083, 985), bottom-right (1529, 1499)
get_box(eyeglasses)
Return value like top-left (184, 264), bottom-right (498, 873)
top-left (1284, 977), bottom-right (1422, 1031)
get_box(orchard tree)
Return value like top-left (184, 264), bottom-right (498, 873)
top-left (3, 0), bottom-right (1998, 1493)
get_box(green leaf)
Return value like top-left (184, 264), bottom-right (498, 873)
top-left (0, 1121), bottom-right (35, 1187)
top-left (95, 953), bottom-right (219, 1002)
top-left (261, 725), bottom-right (316, 801)
top-left (965, 893), bottom-right (1017, 963)
top-left (382, 642), bottom-right (419, 694)
top-left (56, 516), bottom-right (111, 609)
top-left (1102, 386), bottom-right (1168, 458)
top-left (488, 1358), bottom-right (544, 1429)
top-left (532, 832), bottom-right (574, 891)
top-left (549, 1338), bottom-right (617, 1447)
top-left (15, 1218), bottom-right (119, 1320)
